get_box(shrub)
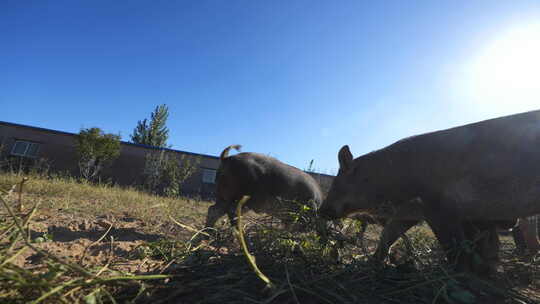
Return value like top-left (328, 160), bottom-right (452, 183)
top-left (141, 150), bottom-right (199, 197)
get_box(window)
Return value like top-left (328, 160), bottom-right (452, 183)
top-left (201, 168), bottom-right (216, 184)
top-left (11, 140), bottom-right (40, 158)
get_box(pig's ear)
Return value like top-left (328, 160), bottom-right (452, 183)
top-left (338, 145), bottom-right (353, 172)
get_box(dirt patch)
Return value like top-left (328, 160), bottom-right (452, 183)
top-left (10, 210), bottom-right (181, 275)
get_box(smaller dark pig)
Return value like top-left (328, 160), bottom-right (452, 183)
top-left (204, 145), bottom-right (323, 229)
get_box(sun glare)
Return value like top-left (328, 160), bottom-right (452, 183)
top-left (466, 23), bottom-right (540, 113)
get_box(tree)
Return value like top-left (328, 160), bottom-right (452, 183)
top-left (142, 150), bottom-right (199, 197)
top-left (76, 128), bottom-right (121, 181)
top-left (130, 104), bottom-right (170, 148)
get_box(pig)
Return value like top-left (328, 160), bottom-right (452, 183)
top-left (204, 145), bottom-right (324, 229)
top-left (319, 110), bottom-right (540, 274)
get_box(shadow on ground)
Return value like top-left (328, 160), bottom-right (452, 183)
top-left (41, 225), bottom-right (162, 242)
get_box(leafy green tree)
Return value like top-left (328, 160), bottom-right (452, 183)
top-left (130, 104), bottom-right (170, 148)
top-left (76, 128), bottom-right (121, 181)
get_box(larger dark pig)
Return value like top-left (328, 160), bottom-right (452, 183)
top-left (319, 110), bottom-right (540, 274)
top-left (204, 145), bottom-right (323, 229)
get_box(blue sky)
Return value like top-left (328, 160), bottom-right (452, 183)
top-left (2, 1), bottom-right (540, 174)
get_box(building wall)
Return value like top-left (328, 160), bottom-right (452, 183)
top-left (0, 121), bottom-right (334, 199)
top-left (0, 123), bottom-right (80, 174)
top-left (107, 143), bottom-right (221, 196)
top-left (0, 122), bottom-right (221, 196)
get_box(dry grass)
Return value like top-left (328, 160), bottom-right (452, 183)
top-left (0, 172), bottom-right (209, 233)
top-left (1, 172), bottom-right (540, 303)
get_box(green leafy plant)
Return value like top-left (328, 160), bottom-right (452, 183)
top-left (33, 232), bottom-right (53, 243)
top-left (134, 239), bottom-right (190, 262)
top-left (75, 127), bottom-right (121, 181)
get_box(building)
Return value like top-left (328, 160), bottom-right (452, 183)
top-left (0, 121), bottom-right (334, 198)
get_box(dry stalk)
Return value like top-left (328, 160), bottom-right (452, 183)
top-left (168, 214), bottom-right (211, 237)
top-left (79, 222), bottom-right (114, 264)
top-left (235, 195), bottom-right (275, 291)
top-left (18, 177), bottom-right (28, 212)
top-left (284, 264), bottom-right (300, 304)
